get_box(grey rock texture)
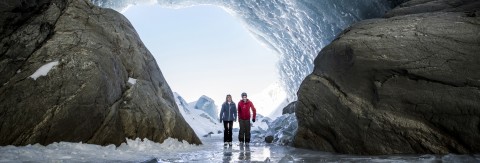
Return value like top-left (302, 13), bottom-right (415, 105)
top-left (0, 0), bottom-right (201, 146)
top-left (282, 101), bottom-right (296, 115)
top-left (293, 0), bottom-right (480, 154)
top-left (385, 0), bottom-right (480, 17)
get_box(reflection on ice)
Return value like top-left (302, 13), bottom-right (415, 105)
top-left (218, 141), bottom-right (273, 162)
top-left (237, 145), bottom-right (251, 161)
top-left (262, 146), bottom-right (271, 160)
top-left (1, 134), bottom-right (479, 162)
top-left (160, 136), bottom-right (480, 162)
top-left (222, 146), bottom-right (233, 162)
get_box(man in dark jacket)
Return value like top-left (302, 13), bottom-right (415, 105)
top-left (237, 92), bottom-right (256, 145)
top-left (219, 94), bottom-right (237, 146)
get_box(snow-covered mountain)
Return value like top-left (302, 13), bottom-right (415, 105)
top-left (173, 93), bottom-right (222, 138)
top-left (174, 92), bottom-right (191, 114)
top-left (250, 82), bottom-right (288, 119)
top-left (174, 92), bottom-right (296, 145)
top-left (192, 95), bottom-right (218, 121)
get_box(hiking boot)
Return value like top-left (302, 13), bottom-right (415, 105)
top-left (224, 142), bottom-right (228, 146)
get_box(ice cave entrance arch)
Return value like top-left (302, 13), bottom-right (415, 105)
top-left (123, 4), bottom-right (287, 117)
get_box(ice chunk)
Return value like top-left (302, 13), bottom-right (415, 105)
top-left (250, 113), bottom-right (297, 145)
top-left (265, 113), bottom-right (298, 145)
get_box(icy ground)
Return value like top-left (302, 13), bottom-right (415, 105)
top-left (1, 133), bottom-right (479, 162)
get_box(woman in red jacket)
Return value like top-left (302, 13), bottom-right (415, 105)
top-left (237, 92), bottom-right (256, 145)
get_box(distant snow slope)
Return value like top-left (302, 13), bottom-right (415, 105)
top-left (192, 95), bottom-right (218, 121)
top-left (250, 82), bottom-right (288, 119)
top-left (174, 93), bottom-right (223, 138)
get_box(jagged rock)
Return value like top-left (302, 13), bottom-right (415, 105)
top-left (0, 0), bottom-right (200, 146)
top-left (282, 101), bottom-right (297, 114)
top-left (293, 0), bottom-right (480, 155)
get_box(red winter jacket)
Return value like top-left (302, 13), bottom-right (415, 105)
top-left (238, 99), bottom-right (256, 120)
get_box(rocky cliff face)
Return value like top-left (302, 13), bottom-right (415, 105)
top-left (293, 0), bottom-right (480, 154)
top-left (0, 0), bottom-right (200, 146)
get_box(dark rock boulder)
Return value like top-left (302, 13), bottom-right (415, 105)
top-left (385, 0), bottom-right (480, 18)
top-left (293, 0), bottom-right (480, 155)
top-left (282, 101), bottom-right (297, 114)
top-left (265, 135), bottom-right (274, 143)
top-left (0, 0), bottom-right (201, 146)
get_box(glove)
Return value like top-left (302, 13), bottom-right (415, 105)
top-left (219, 119), bottom-right (222, 123)
top-left (252, 119), bottom-right (255, 122)
top-left (234, 119), bottom-right (236, 122)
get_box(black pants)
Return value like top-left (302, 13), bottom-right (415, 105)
top-left (238, 119), bottom-right (251, 143)
top-left (223, 121), bottom-right (233, 142)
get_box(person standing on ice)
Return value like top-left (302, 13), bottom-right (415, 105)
top-left (237, 92), bottom-right (256, 145)
top-left (219, 94), bottom-right (237, 146)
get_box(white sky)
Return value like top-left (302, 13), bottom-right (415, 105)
top-left (122, 4), bottom-right (279, 104)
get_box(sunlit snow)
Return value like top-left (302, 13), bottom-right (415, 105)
top-left (127, 77), bottom-right (137, 85)
top-left (0, 137), bottom-right (200, 162)
top-left (29, 61), bottom-right (59, 80)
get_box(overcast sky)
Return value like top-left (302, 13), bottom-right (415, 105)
top-left (122, 4), bottom-right (279, 105)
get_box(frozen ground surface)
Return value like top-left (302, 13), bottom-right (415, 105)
top-left (165, 135), bottom-right (480, 162)
top-left (1, 133), bottom-right (479, 162)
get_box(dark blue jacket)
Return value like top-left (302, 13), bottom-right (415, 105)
top-left (219, 101), bottom-right (237, 121)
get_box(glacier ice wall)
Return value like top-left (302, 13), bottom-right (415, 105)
top-left (92, 0), bottom-right (394, 100)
